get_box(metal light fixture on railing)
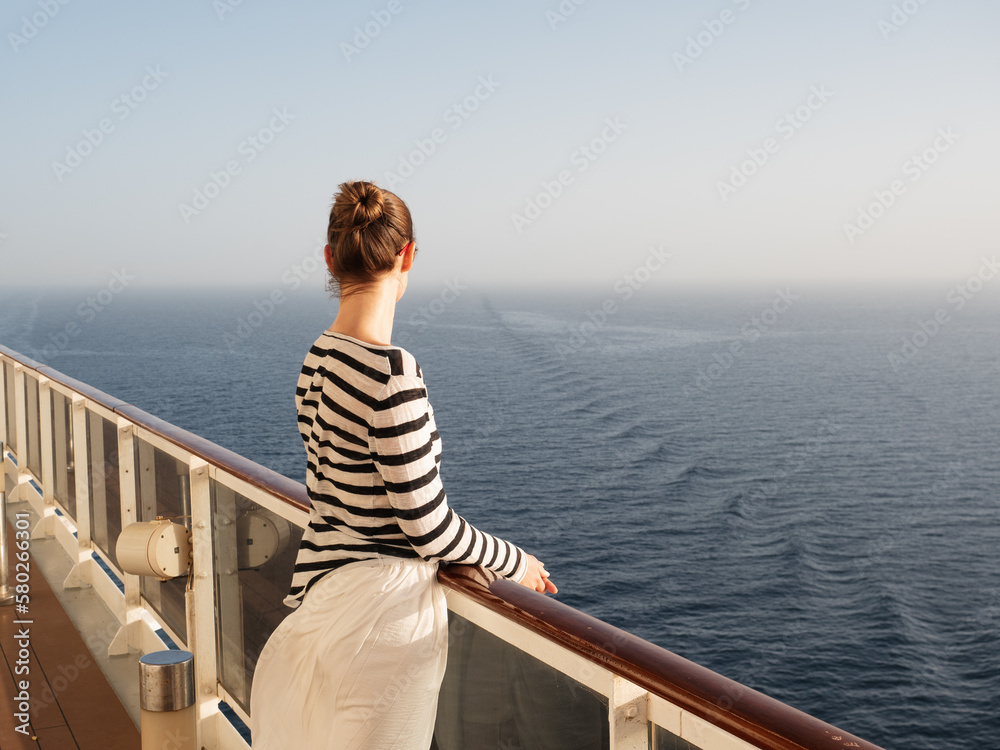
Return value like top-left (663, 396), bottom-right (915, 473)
top-left (116, 520), bottom-right (192, 581)
top-left (236, 508), bottom-right (290, 570)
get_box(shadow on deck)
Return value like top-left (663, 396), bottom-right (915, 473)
top-left (0, 519), bottom-right (140, 749)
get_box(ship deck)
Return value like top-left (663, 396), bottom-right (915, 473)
top-left (0, 518), bottom-right (140, 750)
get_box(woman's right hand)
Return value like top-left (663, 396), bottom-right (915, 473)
top-left (518, 554), bottom-right (557, 594)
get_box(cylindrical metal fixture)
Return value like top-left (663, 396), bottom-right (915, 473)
top-left (237, 508), bottom-right (291, 570)
top-left (139, 650), bottom-right (195, 711)
top-left (116, 519), bottom-right (192, 580)
top-left (139, 650), bottom-right (196, 750)
top-left (0, 441), bottom-right (14, 607)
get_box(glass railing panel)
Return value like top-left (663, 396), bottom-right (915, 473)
top-left (24, 373), bottom-right (41, 478)
top-left (3, 360), bottom-right (16, 452)
top-left (86, 409), bottom-right (122, 568)
top-left (652, 724), bottom-right (699, 750)
top-left (50, 389), bottom-right (77, 519)
top-left (434, 612), bottom-right (610, 749)
top-left (211, 478), bottom-right (301, 714)
top-left (133, 436), bottom-right (190, 643)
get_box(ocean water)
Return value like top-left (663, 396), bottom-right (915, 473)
top-left (1, 284), bottom-right (998, 750)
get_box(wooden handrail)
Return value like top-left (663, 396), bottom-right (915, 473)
top-left (0, 345), bottom-right (308, 512)
top-left (0, 345), bottom-right (884, 750)
top-left (437, 565), bottom-right (883, 750)
top-left (113, 403), bottom-right (310, 512)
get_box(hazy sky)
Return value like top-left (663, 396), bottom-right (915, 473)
top-left (1, 0), bottom-right (998, 290)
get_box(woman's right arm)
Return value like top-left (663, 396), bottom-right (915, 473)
top-left (370, 374), bottom-right (548, 587)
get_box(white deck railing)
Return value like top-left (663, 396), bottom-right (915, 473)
top-left (0, 345), bottom-right (883, 750)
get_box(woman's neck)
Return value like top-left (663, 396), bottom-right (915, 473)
top-left (329, 277), bottom-right (400, 346)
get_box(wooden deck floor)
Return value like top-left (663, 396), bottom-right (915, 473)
top-left (0, 520), bottom-right (140, 750)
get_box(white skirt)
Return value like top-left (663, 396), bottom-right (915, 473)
top-left (249, 557), bottom-right (448, 750)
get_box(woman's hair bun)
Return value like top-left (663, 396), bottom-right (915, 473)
top-left (326, 179), bottom-right (414, 296)
top-left (334, 180), bottom-right (384, 231)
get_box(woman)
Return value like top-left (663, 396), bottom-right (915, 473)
top-left (249, 180), bottom-right (556, 750)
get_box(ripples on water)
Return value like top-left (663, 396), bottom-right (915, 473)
top-left (1, 285), bottom-right (997, 750)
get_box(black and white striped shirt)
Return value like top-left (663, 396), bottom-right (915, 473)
top-left (283, 331), bottom-right (528, 609)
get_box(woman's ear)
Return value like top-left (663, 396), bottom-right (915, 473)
top-left (399, 241), bottom-right (415, 273)
top-left (324, 244), bottom-right (335, 274)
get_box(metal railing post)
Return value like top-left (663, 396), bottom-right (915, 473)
top-left (39, 378), bottom-right (54, 500)
top-left (13, 365), bottom-right (28, 507)
top-left (0, 359), bottom-right (8, 447)
top-left (63, 396), bottom-right (93, 591)
top-left (29, 376), bottom-right (56, 541)
top-left (118, 418), bottom-right (143, 654)
top-left (188, 457), bottom-right (220, 750)
top-left (0, 441), bottom-right (13, 607)
top-left (71, 396), bottom-right (92, 548)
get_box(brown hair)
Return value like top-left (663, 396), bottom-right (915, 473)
top-left (326, 180), bottom-right (414, 297)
